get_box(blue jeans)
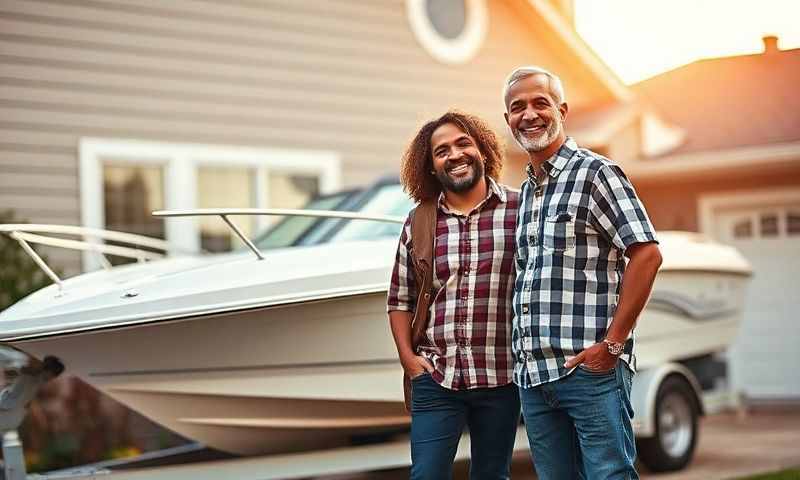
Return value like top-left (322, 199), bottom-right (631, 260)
top-left (410, 374), bottom-right (520, 480)
top-left (519, 362), bottom-right (638, 480)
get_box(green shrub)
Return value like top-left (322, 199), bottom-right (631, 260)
top-left (0, 210), bottom-right (58, 311)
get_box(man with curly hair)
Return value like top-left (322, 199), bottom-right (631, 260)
top-left (504, 66), bottom-right (663, 480)
top-left (387, 111), bottom-right (521, 480)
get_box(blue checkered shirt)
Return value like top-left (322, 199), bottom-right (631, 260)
top-left (513, 138), bottom-right (658, 389)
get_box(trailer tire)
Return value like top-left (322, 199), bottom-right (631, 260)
top-left (637, 375), bottom-right (699, 472)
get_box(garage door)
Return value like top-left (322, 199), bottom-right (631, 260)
top-left (715, 204), bottom-right (800, 399)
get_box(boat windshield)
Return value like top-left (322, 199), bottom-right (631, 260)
top-left (252, 190), bottom-right (357, 250)
top-left (254, 181), bottom-right (414, 249)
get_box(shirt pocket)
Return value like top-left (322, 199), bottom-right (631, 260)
top-left (543, 210), bottom-right (576, 253)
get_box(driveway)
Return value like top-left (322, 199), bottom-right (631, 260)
top-left (641, 409), bottom-right (800, 480)
top-left (317, 409), bottom-right (800, 480)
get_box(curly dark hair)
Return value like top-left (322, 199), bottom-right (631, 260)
top-left (400, 110), bottom-right (504, 203)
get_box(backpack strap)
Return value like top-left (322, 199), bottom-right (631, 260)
top-left (409, 199), bottom-right (437, 350)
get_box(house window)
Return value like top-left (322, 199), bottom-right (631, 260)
top-left (426, 0), bottom-right (466, 39)
top-left (406, 0), bottom-right (487, 64)
top-left (103, 164), bottom-right (165, 240)
top-left (787, 212), bottom-right (800, 236)
top-left (102, 164), bottom-right (166, 265)
top-left (80, 138), bottom-right (339, 271)
top-left (732, 218), bottom-right (753, 239)
top-left (197, 167), bottom-right (257, 252)
top-left (759, 214), bottom-right (779, 237)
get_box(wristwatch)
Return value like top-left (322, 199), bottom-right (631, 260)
top-left (603, 339), bottom-right (625, 356)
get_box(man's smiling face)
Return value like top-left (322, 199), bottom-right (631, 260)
top-left (504, 74), bottom-right (567, 153)
top-left (430, 122), bottom-right (484, 194)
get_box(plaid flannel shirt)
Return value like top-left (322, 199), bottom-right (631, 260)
top-left (387, 177), bottom-right (519, 390)
top-left (514, 138), bottom-right (658, 388)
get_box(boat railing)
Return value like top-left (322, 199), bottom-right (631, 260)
top-left (0, 224), bottom-right (170, 292)
top-left (0, 210), bottom-right (403, 293)
top-left (152, 208), bottom-right (405, 260)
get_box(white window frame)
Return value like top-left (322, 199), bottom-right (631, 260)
top-left (698, 187), bottom-right (800, 242)
top-left (79, 138), bottom-right (340, 271)
top-left (406, 0), bottom-right (488, 64)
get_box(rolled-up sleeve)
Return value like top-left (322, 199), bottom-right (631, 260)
top-left (387, 215), bottom-right (417, 313)
top-left (589, 164), bottom-right (658, 252)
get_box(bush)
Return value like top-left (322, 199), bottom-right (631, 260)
top-left (0, 210), bottom-right (58, 311)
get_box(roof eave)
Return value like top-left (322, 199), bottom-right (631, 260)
top-left (626, 141), bottom-right (800, 182)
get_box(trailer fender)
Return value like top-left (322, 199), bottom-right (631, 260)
top-left (631, 363), bottom-right (704, 438)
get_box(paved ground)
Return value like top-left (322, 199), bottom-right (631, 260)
top-left (318, 409), bottom-right (800, 480)
top-left (642, 410), bottom-right (800, 480)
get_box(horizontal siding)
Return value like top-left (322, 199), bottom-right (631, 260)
top-left (0, 126), bottom-right (77, 150)
top-left (1, 1), bottom-right (414, 59)
top-left (0, 84), bottom-right (423, 135)
top-left (0, 0), bottom-right (613, 276)
top-left (0, 193), bottom-right (79, 213)
top-left (0, 107), bottom-right (415, 152)
top-left (0, 172), bottom-right (77, 192)
top-left (0, 152), bottom-right (77, 172)
top-left (0, 35), bottom-right (501, 102)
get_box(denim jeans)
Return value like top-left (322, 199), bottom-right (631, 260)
top-left (518, 362), bottom-right (638, 480)
top-left (409, 373), bottom-right (520, 480)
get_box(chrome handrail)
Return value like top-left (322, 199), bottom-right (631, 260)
top-left (0, 224), bottom-right (170, 293)
top-left (152, 208), bottom-right (405, 260)
top-left (0, 224), bottom-right (169, 251)
top-left (11, 232), bottom-right (163, 262)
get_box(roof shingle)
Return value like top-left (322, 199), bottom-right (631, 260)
top-left (633, 44), bottom-right (800, 155)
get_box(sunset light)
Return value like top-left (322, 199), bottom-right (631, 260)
top-left (575, 0), bottom-right (800, 84)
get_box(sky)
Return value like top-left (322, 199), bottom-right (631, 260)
top-left (574, 0), bottom-right (800, 84)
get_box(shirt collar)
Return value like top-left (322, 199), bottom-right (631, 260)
top-left (525, 137), bottom-right (578, 183)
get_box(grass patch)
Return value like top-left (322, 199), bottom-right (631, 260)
top-left (737, 469), bottom-right (800, 480)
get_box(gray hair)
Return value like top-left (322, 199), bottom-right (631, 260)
top-left (502, 66), bottom-right (566, 109)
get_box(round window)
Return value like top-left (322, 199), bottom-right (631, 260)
top-left (406, 0), bottom-right (488, 64)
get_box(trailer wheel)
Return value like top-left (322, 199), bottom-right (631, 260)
top-left (637, 375), bottom-right (699, 472)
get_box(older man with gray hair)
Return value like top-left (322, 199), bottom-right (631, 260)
top-left (504, 65), bottom-right (663, 479)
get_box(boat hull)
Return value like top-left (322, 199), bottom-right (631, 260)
top-left (10, 268), bottom-right (749, 455)
top-left (636, 270), bottom-right (748, 369)
top-left (13, 292), bottom-right (409, 455)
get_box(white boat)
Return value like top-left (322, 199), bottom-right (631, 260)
top-left (0, 180), bottom-right (751, 466)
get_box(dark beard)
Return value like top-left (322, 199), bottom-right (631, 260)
top-left (435, 158), bottom-right (485, 194)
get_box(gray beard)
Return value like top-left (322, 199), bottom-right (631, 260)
top-left (514, 117), bottom-right (562, 153)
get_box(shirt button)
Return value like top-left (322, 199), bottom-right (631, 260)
top-left (522, 305), bottom-right (530, 314)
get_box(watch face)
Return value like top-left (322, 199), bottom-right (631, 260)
top-left (606, 342), bottom-right (624, 356)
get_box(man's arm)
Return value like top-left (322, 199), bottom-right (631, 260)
top-left (386, 215), bottom-right (433, 378)
top-left (566, 163), bottom-right (661, 371)
top-left (389, 311), bottom-right (434, 378)
top-left (605, 242), bottom-right (662, 343)
top-left (565, 242), bottom-right (662, 370)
